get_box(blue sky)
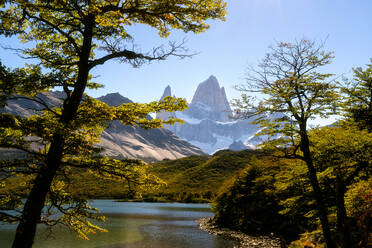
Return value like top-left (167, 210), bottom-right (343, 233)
top-left (1, 0), bottom-right (372, 114)
top-left (91, 0), bottom-right (372, 104)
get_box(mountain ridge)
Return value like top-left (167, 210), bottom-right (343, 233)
top-left (1, 91), bottom-right (205, 161)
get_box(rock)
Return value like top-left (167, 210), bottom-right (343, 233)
top-left (228, 140), bottom-right (249, 151)
top-left (185, 75), bottom-right (232, 122)
top-left (156, 85), bottom-right (175, 121)
top-left (198, 218), bottom-right (282, 248)
top-left (97, 92), bottom-right (132, 106)
top-left (161, 85), bottom-right (172, 99)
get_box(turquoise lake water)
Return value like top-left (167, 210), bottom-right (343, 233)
top-left (0, 200), bottom-right (236, 247)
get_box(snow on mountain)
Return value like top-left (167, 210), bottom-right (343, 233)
top-left (156, 76), bottom-right (268, 154)
top-left (175, 111), bottom-right (202, 125)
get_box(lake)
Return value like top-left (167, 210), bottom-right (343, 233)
top-left (0, 200), bottom-right (236, 247)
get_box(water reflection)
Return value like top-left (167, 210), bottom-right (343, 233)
top-left (0, 200), bottom-right (236, 248)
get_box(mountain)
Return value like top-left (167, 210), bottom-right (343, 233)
top-left (185, 75), bottom-right (232, 122)
top-left (156, 85), bottom-right (175, 121)
top-left (228, 140), bottom-right (250, 151)
top-left (156, 76), bottom-right (266, 154)
top-left (1, 91), bottom-right (204, 161)
top-left (97, 92), bottom-right (132, 106)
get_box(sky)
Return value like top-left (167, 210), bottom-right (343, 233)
top-left (1, 0), bottom-right (372, 125)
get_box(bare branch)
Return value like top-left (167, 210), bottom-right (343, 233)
top-left (0, 211), bottom-right (21, 222)
top-left (89, 39), bottom-right (194, 69)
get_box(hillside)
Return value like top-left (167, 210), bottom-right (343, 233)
top-left (0, 149), bottom-right (261, 202)
top-left (70, 149), bottom-right (263, 202)
top-left (146, 149), bottom-right (265, 202)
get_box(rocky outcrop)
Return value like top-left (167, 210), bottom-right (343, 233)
top-left (185, 76), bottom-right (232, 122)
top-left (156, 85), bottom-right (175, 121)
top-left (98, 121), bottom-right (204, 162)
top-left (97, 92), bottom-right (132, 106)
top-left (162, 85), bottom-right (172, 99)
top-left (228, 140), bottom-right (250, 151)
top-left (0, 91), bottom-right (65, 117)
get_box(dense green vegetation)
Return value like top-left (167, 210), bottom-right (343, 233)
top-left (213, 127), bottom-right (372, 247)
top-left (214, 56), bottom-right (372, 248)
top-left (146, 150), bottom-right (268, 202)
top-left (213, 155), bottom-right (306, 239)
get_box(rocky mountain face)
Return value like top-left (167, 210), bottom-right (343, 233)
top-left (2, 92), bottom-right (204, 161)
top-left (156, 76), bottom-right (265, 154)
top-left (186, 75), bottom-right (232, 122)
top-left (156, 85), bottom-right (175, 121)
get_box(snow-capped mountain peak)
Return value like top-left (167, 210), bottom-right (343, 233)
top-left (158, 76), bottom-right (266, 154)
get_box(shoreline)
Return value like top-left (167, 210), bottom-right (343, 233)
top-left (198, 218), bottom-right (282, 248)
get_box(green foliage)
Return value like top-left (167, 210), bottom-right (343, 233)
top-left (148, 150), bottom-right (263, 202)
top-left (213, 153), bottom-right (314, 240)
top-left (149, 155), bottom-right (210, 182)
top-left (289, 176), bottom-right (372, 248)
top-left (232, 39), bottom-right (342, 248)
top-left (310, 126), bottom-right (372, 185)
top-left (274, 159), bottom-right (317, 226)
top-left (341, 59), bottom-right (372, 132)
top-left (214, 159), bottom-right (276, 231)
top-left (345, 179), bottom-right (372, 247)
top-left (0, 0), bottom-right (226, 74)
top-left (0, 0), bottom-right (227, 243)
top-left (289, 231), bottom-right (325, 248)
top-left (233, 39), bottom-right (339, 149)
top-left (212, 125), bottom-right (372, 246)
top-left (0, 95), bottom-right (182, 237)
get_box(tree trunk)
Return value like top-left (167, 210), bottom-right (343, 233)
top-left (11, 16), bottom-right (94, 248)
top-left (299, 129), bottom-right (335, 248)
top-left (336, 175), bottom-right (351, 248)
top-left (12, 134), bottom-right (64, 248)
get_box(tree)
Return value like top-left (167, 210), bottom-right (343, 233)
top-left (310, 126), bottom-right (372, 247)
top-left (344, 178), bottom-right (372, 247)
top-left (341, 59), bottom-right (372, 132)
top-left (0, 1), bottom-right (226, 247)
top-left (233, 39), bottom-right (339, 248)
top-left (213, 155), bottom-right (302, 239)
